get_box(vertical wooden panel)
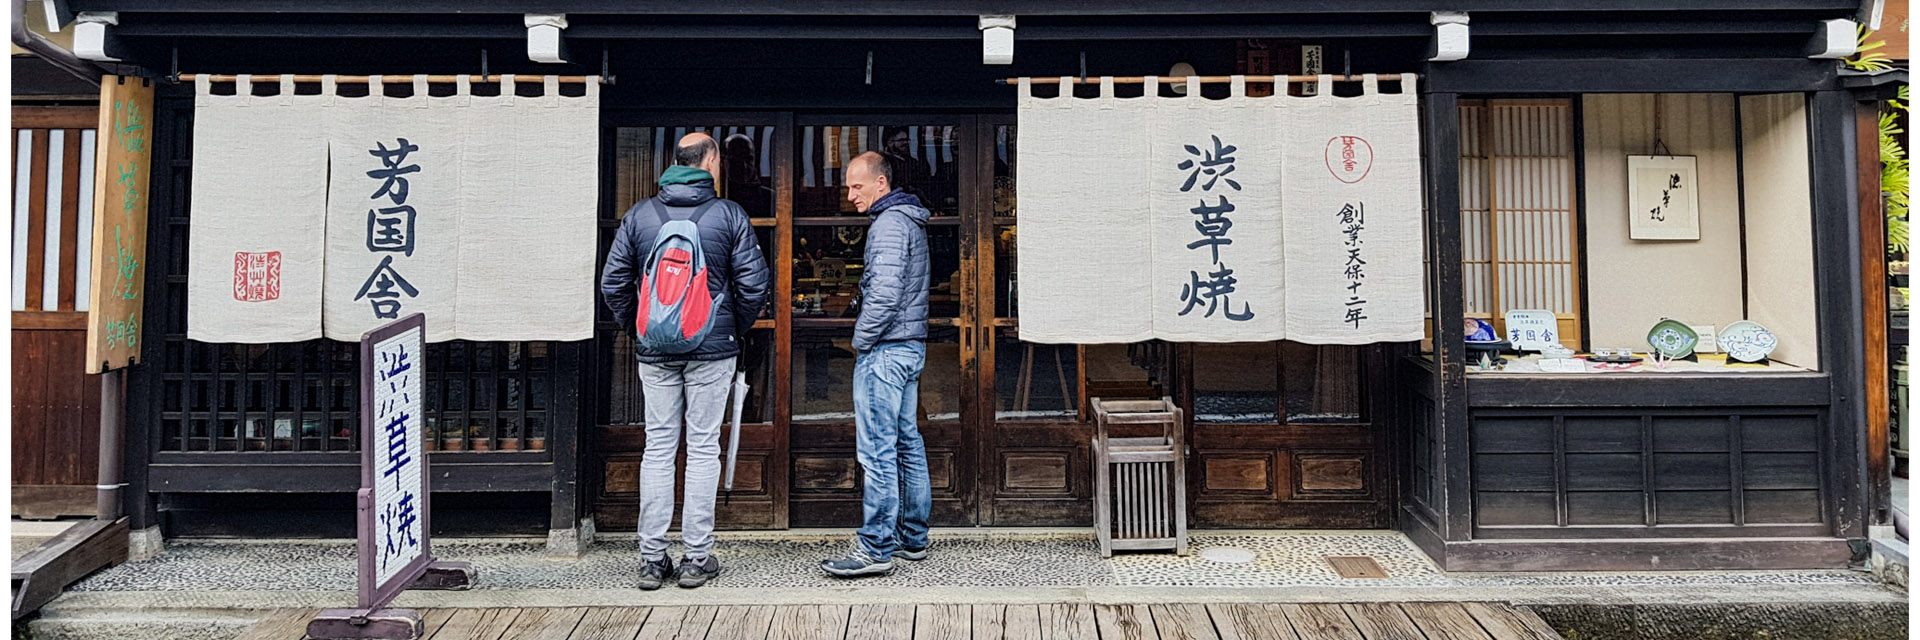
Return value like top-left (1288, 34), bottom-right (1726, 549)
top-left (26, 128), bottom-right (49, 312)
top-left (86, 76), bottom-right (156, 373)
top-left (1856, 97), bottom-right (1891, 522)
top-left (58, 128), bottom-right (81, 311)
top-left (772, 113), bottom-right (796, 529)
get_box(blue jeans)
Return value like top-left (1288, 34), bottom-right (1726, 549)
top-left (853, 340), bottom-right (931, 558)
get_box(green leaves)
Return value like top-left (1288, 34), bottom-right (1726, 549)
top-left (1884, 87), bottom-right (1911, 255)
top-left (1848, 25), bottom-right (1896, 71)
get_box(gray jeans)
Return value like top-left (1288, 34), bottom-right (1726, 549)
top-left (637, 357), bottom-right (737, 562)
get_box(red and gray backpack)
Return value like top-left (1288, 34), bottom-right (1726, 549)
top-left (635, 199), bottom-right (725, 354)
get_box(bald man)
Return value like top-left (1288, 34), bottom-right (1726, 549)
top-left (601, 132), bottom-right (770, 589)
top-left (822, 151), bottom-right (932, 577)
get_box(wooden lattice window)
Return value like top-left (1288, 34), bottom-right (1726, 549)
top-left (1458, 99), bottom-right (1584, 349)
top-left (148, 99), bottom-right (560, 453)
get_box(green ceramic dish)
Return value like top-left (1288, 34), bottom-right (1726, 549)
top-left (1645, 319), bottom-right (1699, 359)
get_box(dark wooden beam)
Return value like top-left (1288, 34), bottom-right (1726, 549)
top-left (66, 1), bottom-right (1865, 15)
top-left (1809, 89), bottom-right (1871, 542)
top-left (112, 21), bottom-right (1433, 41)
top-left (1423, 58), bottom-right (1839, 94)
top-left (1418, 88), bottom-right (1471, 543)
top-left (148, 460), bottom-right (554, 493)
top-left (1472, 18), bottom-right (1815, 36)
top-left (549, 341), bottom-right (585, 539)
top-left (1465, 374), bottom-right (1832, 408)
top-left (1432, 536), bottom-right (1856, 571)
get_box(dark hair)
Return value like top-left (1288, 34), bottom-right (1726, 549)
top-left (856, 151), bottom-right (894, 187)
top-left (674, 136), bottom-right (718, 167)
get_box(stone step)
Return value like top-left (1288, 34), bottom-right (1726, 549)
top-left (22, 606), bottom-right (265, 640)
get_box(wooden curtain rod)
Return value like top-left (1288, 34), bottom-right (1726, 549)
top-left (997, 74), bottom-right (1416, 85)
top-left (180, 74), bottom-right (606, 84)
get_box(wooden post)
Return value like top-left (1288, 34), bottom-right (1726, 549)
top-left (1419, 87), bottom-right (1472, 544)
top-left (1857, 95), bottom-right (1892, 524)
top-left (1809, 90), bottom-right (1871, 542)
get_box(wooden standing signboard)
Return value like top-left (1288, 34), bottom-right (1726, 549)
top-left (85, 75), bottom-right (152, 373)
top-left (308, 314), bottom-right (473, 640)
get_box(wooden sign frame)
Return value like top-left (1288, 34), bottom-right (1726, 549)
top-left (308, 313), bottom-right (473, 640)
top-left (84, 75), bottom-right (154, 373)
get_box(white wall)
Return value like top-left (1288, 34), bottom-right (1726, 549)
top-left (1581, 94), bottom-right (1745, 352)
top-left (1738, 93), bottom-right (1819, 368)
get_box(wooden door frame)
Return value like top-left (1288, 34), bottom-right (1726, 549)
top-left (12, 105), bottom-right (106, 519)
top-left (971, 113), bottom-right (1100, 525)
top-left (591, 111), bottom-right (791, 529)
top-left (784, 113), bottom-right (985, 526)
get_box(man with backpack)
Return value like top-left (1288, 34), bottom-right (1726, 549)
top-left (600, 132), bottom-right (769, 590)
top-left (821, 151), bottom-right (933, 577)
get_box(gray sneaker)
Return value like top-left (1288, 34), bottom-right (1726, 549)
top-left (676, 554), bottom-right (720, 588)
top-left (893, 544), bottom-right (929, 561)
top-left (821, 542), bottom-right (894, 577)
top-left (637, 556), bottom-right (674, 591)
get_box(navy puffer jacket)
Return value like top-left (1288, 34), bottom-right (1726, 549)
top-left (601, 179), bottom-right (770, 363)
top-left (853, 191), bottom-right (931, 352)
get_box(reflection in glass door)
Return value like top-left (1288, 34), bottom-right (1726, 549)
top-left (787, 118), bottom-right (980, 527)
top-left (595, 119), bottom-right (785, 530)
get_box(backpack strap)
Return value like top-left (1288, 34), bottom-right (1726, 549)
top-left (686, 200), bottom-right (719, 225)
top-left (652, 198), bottom-right (721, 225)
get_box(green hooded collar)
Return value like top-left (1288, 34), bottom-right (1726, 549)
top-left (657, 165), bottom-right (713, 186)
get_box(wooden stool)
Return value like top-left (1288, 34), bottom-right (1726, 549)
top-left (1091, 396), bottom-right (1188, 557)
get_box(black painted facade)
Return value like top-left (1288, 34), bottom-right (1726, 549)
top-left (31, 1), bottom-right (1891, 569)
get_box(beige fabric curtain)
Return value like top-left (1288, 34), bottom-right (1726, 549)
top-left (187, 75), bottom-right (329, 343)
top-left (189, 75), bottom-right (600, 343)
top-left (1282, 74), bottom-right (1426, 344)
top-left (1016, 73), bottom-right (1424, 344)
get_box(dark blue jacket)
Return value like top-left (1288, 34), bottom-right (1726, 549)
top-left (854, 191), bottom-right (931, 352)
top-left (601, 180), bottom-right (770, 363)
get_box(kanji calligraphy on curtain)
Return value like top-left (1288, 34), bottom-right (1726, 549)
top-left (1016, 74), bottom-right (1424, 344)
top-left (187, 74), bottom-right (599, 342)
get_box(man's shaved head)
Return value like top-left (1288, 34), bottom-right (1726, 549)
top-left (674, 132), bottom-right (719, 168)
top-left (850, 151), bottom-right (893, 186)
top-left (845, 151), bottom-right (895, 214)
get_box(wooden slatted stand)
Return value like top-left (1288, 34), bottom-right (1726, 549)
top-left (1092, 396), bottom-right (1188, 557)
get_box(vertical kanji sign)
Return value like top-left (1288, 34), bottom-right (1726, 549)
top-left (85, 75), bottom-right (154, 373)
top-left (360, 313), bottom-right (430, 605)
top-left (311, 313), bottom-right (471, 640)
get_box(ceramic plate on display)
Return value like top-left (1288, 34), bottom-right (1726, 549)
top-left (1464, 317), bottom-right (1500, 343)
top-left (1645, 319), bottom-right (1699, 359)
top-left (1719, 320), bottom-right (1779, 363)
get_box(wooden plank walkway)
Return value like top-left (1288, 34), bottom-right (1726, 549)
top-left (238, 603), bottom-right (1563, 640)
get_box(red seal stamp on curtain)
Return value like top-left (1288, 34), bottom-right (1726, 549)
top-left (233, 251), bottom-right (283, 302)
top-left (1325, 136), bottom-right (1374, 184)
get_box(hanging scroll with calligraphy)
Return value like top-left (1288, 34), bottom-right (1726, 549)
top-left (188, 75), bottom-right (599, 343)
top-left (1016, 73), bottom-right (1424, 344)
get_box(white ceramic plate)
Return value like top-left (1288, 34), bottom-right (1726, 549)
top-left (1718, 320), bottom-right (1778, 363)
